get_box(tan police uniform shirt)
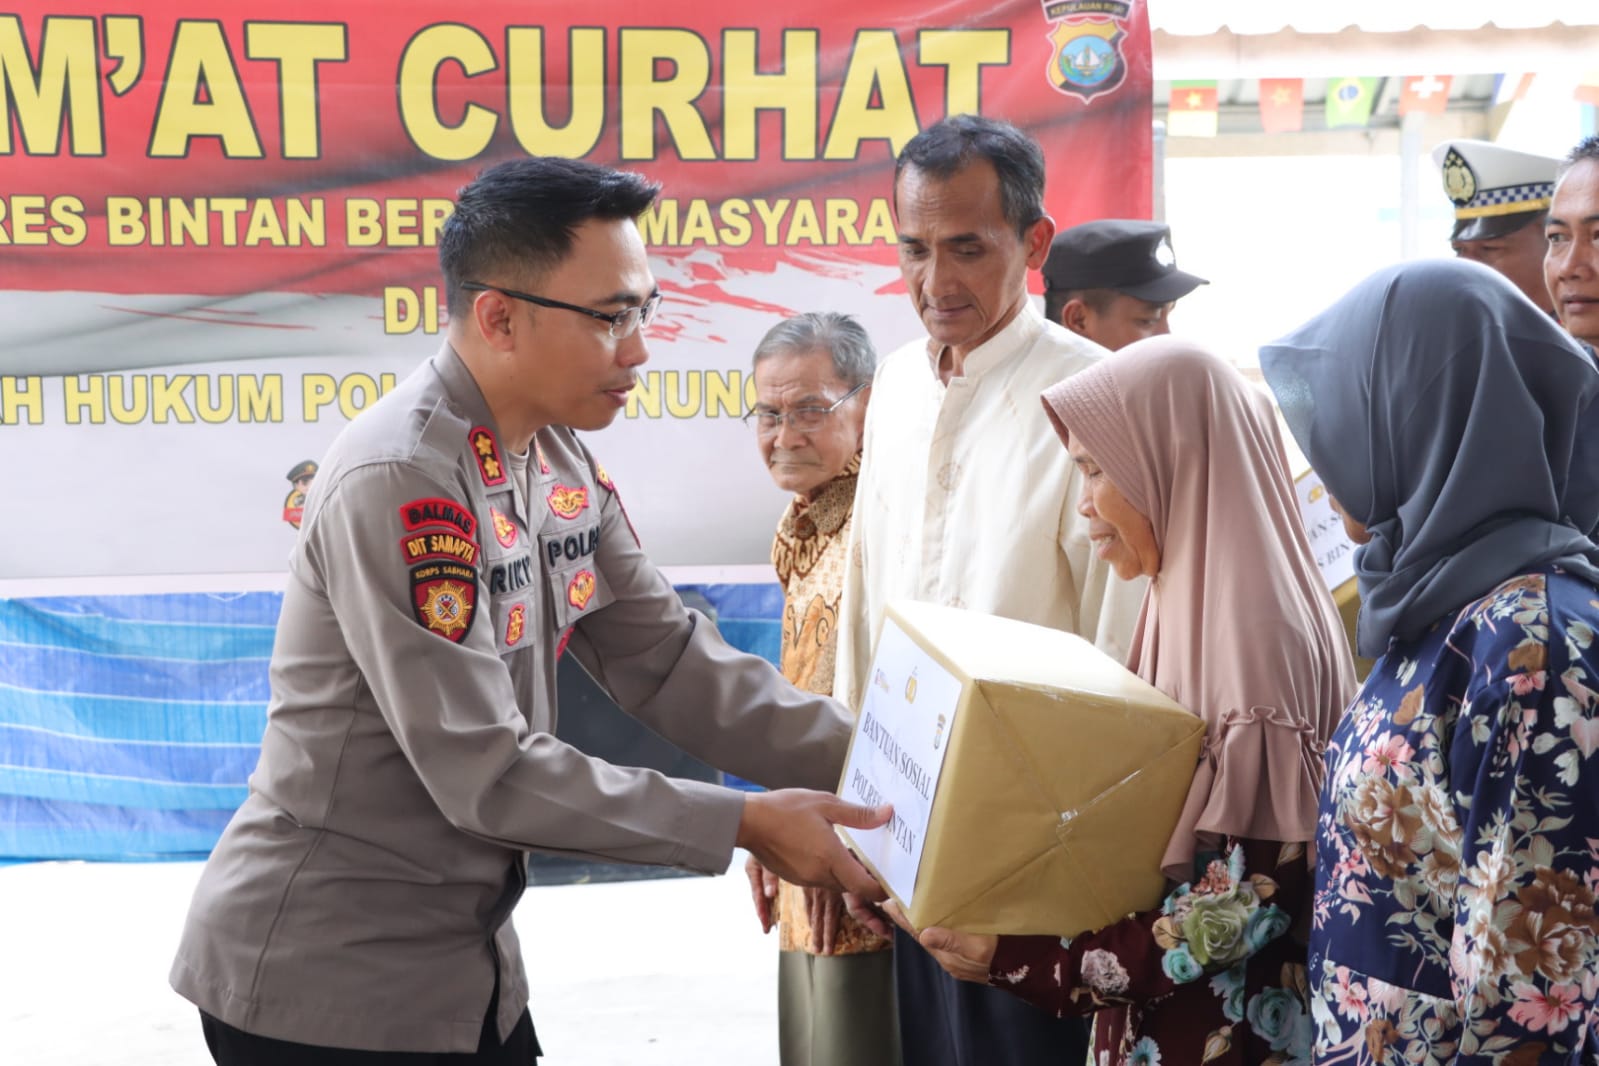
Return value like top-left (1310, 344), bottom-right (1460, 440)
top-left (170, 346), bottom-right (853, 1053)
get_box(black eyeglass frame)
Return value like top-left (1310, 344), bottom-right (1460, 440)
top-left (460, 281), bottom-right (662, 339)
top-left (741, 380), bottom-right (870, 432)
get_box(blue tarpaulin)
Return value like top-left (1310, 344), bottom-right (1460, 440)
top-left (0, 584), bottom-right (782, 863)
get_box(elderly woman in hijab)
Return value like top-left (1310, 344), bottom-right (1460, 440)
top-left (1259, 258), bottom-right (1599, 1063)
top-left (888, 337), bottom-right (1356, 1065)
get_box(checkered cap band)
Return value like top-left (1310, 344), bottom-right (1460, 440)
top-left (1456, 181), bottom-right (1555, 219)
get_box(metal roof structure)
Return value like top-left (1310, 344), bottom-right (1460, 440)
top-left (1148, 0), bottom-right (1599, 80)
top-left (1150, 0), bottom-right (1599, 36)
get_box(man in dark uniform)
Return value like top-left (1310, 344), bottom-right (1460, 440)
top-left (173, 157), bottom-right (889, 1065)
top-left (1042, 219), bottom-right (1207, 352)
top-left (1433, 138), bottom-right (1558, 314)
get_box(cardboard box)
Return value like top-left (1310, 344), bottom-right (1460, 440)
top-left (837, 600), bottom-right (1205, 937)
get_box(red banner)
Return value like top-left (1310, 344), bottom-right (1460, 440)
top-left (0, 1), bottom-right (1151, 584)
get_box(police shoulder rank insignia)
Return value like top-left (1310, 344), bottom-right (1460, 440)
top-left (490, 507), bottom-right (518, 548)
top-left (595, 463), bottom-right (615, 492)
top-left (567, 568), bottom-right (597, 610)
top-left (469, 426), bottom-right (507, 486)
top-left (1442, 148), bottom-right (1477, 206)
top-left (1043, 1), bottom-right (1131, 102)
top-left (411, 564), bottom-right (477, 643)
top-left (504, 603), bottom-right (527, 647)
top-left (547, 484), bottom-right (589, 520)
top-left (535, 442), bottom-right (551, 475)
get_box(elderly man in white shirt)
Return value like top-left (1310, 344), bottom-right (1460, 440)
top-left (836, 115), bottom-right (1144, 1066)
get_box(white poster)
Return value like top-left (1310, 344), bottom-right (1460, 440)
top-left (839, 617), bottom-right (962, 905)
top-left (1294, 469), bottom-right (1358, 593)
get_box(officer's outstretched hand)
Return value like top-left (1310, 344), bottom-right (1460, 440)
top-left (736, 790), bottom-right (890, 902)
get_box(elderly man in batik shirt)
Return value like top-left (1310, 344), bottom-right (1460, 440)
top-left (742, 312), bottom-right (899, 1066)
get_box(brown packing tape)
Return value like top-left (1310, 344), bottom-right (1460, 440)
top-left (1058, 731), bottom-right (1204, 931)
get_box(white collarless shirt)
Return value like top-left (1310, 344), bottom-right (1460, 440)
top-left (834, 301), bottom-right (1146, 709)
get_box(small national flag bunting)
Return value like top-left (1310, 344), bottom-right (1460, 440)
top-left (1576, 71), bottom-right (1599, 107)
top-left (1494, 73), bottom-right (1536, 106)
top-left (1168, 80), bottom-right (1218, 138)
top-left (1258, 78), bottom-right (1303, 134)
top-left (1399, 75), bottom-right (1451, 116)
top-left (1325, 77), bottom-right (1380, 129)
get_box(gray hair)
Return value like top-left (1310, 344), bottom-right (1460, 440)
top-left (751, 312), bottom-right (877, 386)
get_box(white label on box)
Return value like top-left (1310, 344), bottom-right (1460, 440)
top-left (1295, 469), bottom-right (1358, 593)
top-left (839, 616), bottom-right (963, 906)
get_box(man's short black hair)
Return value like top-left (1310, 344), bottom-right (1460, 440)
top-left (1043, 287), bottom-right (1117, 325)
top-left (1560, 135), bottom-right (1599, 179)
top-left (439, 157), bottom-right (660, 319)
top-left (893, 115), bottom-right (1046, 239)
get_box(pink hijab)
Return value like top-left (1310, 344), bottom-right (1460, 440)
top-left (1042, 337), bottom-right (1354, 878)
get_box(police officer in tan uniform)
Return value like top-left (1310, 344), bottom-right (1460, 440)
top-left (171, 157), bottom-right (890, 1065)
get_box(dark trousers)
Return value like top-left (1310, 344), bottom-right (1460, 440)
top-left (200, 975), bottom-right (540, 1065)
top-left (894, 927), bottom-right (1088, 1066)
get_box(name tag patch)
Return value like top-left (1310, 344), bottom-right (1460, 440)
top-left (489, 554), bottom-right (535, 595)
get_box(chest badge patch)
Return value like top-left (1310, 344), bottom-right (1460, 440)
top-left (410, 566), bottom-right (477, 643)
top-left (490, 507), bottom-right (518, 548)
top-left (567, 569), bottom-right (596, 610)
top-left (505, 603), bottom-right (527, 647)
top-left (469, 426), bottom-right (507, 486)
top-left (548, 484), bottom-right (589, 520)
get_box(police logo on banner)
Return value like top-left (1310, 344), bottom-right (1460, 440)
top-left (1042, 0), bottom-right (1131, 102)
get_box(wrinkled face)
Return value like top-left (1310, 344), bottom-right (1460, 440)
top-left (1452, 218), bottom-right (1554, 314)
top-left (894, 160), bottom-right (1052, 358)
top-left (1546, 159), bottom-right (1599, 347)
top-left (471, 217), bottom-right (655, 433)
top-left (1071, 294), bottom-right (1175, 352)
top-left (1067, 434), bottom-right (1160, 580)
top-left (751, 348), bottom-right (868, 497)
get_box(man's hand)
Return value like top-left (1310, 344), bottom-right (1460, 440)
top-left (744, 854), bottom-right (780, 934)
top-left (883, 900), bottom-right (998, 984)
top-left (804, 886), bottom-right (845, 954)
top-left (736, 789), bottom-right (890, 901)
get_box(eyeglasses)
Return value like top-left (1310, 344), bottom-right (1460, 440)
top-left (460, 282), bottom-right (663, 339)
top-left (742, 381), bottom-right (869, 434)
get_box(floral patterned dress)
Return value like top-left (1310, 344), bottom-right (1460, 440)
top-left (1310, 569), bottom-right (1599, 1063)
top-left (989, 837), bottom-right (1317, 1065)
